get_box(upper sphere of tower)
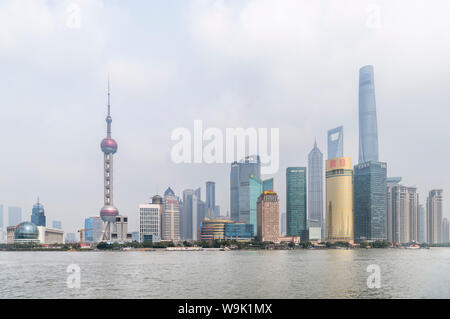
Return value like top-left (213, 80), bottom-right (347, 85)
top-left (101, 138), bottom-right (118, 154)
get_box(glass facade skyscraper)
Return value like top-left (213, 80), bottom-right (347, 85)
top-left (206, 181), bottom-right (216, 218)
top-left (353, 161), bottom-right (387, 242)
top-left (31, 198), bottom-right (46, 227)
top-left (230, 155), bottom-right (261, 222)
top-left (327, 126), bottom-right (343, 160)
top-left (182, 189), bottom-right (198, 240)
top-left (249, 175), bottom-right (273, 236)
top-left (358, 65), bottom-right (379, 164)
top-left (84, 216), bottom-right (103, 243)
top-left (286, 167), bottom-right (307, 237)
top-left (308, 140), bottom-right (324, 236)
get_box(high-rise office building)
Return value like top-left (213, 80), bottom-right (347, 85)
top-left (417, 204), bottom-right (426, 243)
top-left (286, 167), bottom-right (307, 238)
top-left (84, 216), bottom-right (103, 243)
top-left (52, 220), bottom-right (62, 230)
top-left (31, 198), bottom-right (46, 227)
top-left (358, 65), bottom-right (379, 164)
top-left (353, 161), bottom-right (387, 242)
top-left (327, 126), bottom-right (343, 160)
top-left (257, 191), bottom-right (280, 242)
top-left (442, 218), bottom-right (450, 244)
top-left (139, 200), bottom-right (162, 243)
top-left (8, 207), bottom-right (22, 226)
top-left (206, 182), bottom-right (216, 219)
top-left (230, 155), bottom-right (261, 222)
top-left (427, 189), bottom-right (443, 244)
top-left (182, 189), bottom-right (198, 240)
top-left (325, 157), bottom-right (353, 243)
top-left (162, 187), bottom-right (181, 242)
top-left (308, 140), bottom-right (324, 237)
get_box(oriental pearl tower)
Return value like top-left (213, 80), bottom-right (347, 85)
top-left (99, 80), bottom-right (119, 241)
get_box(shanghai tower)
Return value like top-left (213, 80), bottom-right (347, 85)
top-left (358, 65), bottom-right (379, 163)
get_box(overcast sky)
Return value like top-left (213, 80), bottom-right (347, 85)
top-left (0, 0), bottom-right (449, 233)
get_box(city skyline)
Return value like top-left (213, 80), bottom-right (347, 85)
top-left (0, 1), bottom-right (449, 234)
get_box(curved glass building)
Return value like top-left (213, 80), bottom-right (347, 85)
top-left (14, 221), bottom-right (40, 243)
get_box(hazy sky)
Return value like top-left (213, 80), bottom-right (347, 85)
top-left (0, 0), bottom-right (449, 233)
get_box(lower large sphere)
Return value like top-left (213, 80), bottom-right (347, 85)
top-left (100, 205), bottom-right (119, 222)
top-left (101, 138), bottom-right (118, 154)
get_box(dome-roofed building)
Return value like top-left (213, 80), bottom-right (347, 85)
top-left (152, 195), bottom-right (163, 204)
top-left (14, 221), bottom-right (40, 243)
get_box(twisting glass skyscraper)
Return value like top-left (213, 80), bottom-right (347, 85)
top-left (358, 65), bottom-right (379, 163)
top-left (308, 140), bottom-right (324, 236)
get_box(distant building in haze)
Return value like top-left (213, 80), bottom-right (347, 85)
top-left (326, 157), bottom-right (354, 243)
top-left (8, 207), bottom-right (22, 227)
top-left (358, 65), bottom-right (379, 164)
top-left (427, 189), bottom-right (443, 244)
top-left (0, 204), bottom-right (3, 230)
top-left (257, 191), bottom-right (280, 243)
top-left (52, 221), bottom-right (62, 230)
top-left (353, 161), bottom-right (387, 242)
top-left (214, 205), bottom-right (220, 218)
top-left (280, 212), bottom-right (286, 236)
top-left (65, 232), bottom-right (76, 243)
top-left (442, 218), bottom-right (449, 244)
top-left (308, 140), bottom-right (324, 238)
top-left (286, 167), bottom-right (307, 238)
top-left (417, 204), bottom-right (426, 243)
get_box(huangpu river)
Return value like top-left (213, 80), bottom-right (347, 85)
top-left (1, 248), bottom-right (450, 299)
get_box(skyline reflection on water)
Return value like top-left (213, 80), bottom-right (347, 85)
top-left (1, 248), bottom-right (449, 299)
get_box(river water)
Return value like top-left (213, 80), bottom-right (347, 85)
top-left (1, 248), bottom-right (449, 299)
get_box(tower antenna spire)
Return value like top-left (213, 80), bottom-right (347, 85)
top-left (107, 74), bottom-right (111, 116)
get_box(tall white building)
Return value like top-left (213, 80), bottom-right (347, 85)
top-left (387, 180), bottom-right (419, 243)
top-left (139, 203), bottom-right (161, 243)
top-left (427, 189), bottom-right (443, 244)
top-left (162, 188), bottom-right (181, 242)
